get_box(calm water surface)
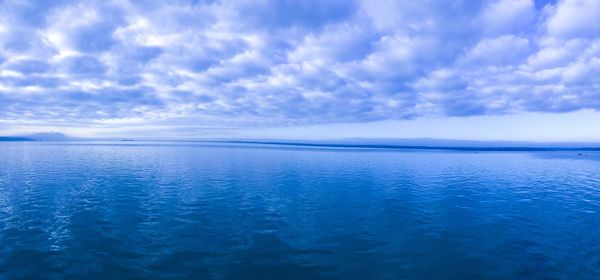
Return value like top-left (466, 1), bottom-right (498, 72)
top-left (0, 142), bottom-right (599, 279)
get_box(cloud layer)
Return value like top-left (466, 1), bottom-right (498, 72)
top-left (0, 0), bottom-right (599, 133)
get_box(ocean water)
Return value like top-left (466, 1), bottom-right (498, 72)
top-left (0, 142), bottom-right (599, 279)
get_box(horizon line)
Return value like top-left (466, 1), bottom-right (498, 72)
top-left (2, 136), bottom-right (600, 151)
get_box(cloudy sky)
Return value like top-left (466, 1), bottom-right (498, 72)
top-left (1, 0), bottom-right (599, 140)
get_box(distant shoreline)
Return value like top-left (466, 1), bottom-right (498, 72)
top-left (0, 137), bottom-right (35, 141)
top-left (1, 138), bottom-right (599, 152)
top-left (215, 140), bottom-right (600, 152)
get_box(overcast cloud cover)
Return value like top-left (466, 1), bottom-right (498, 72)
top-left (0, 0), bottom-right (599, 137)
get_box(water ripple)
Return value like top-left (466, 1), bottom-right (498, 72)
top-left (0, 143), bottom-right (599, 279)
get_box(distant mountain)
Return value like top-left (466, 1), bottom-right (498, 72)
top-left (0, 132), bottom-right (72, 141)
top-left (25, 132), bottom-right (71, 141)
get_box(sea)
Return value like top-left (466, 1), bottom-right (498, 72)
top-left (0, 141), bottom-right (599, 279)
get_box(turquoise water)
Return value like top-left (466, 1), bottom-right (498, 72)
top-left (0, 142), bottom-right (599, 279)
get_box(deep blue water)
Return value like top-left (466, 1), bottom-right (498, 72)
top-left (0, 142), bottom-right (599, 279)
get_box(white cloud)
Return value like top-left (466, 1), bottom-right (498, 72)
top-left (0, 0), bottom-right (599, 136)
top-left (546, 0), bottom-right (600, 38)
top-left (479, 0), bottom-right (536, 35)
top-left (461, 35), bottom-right (530, 65)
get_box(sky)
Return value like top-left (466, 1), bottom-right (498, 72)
top-left (0, 0), bottom-right (599, 141)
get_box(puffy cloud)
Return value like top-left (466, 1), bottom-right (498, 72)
top-left (545, 0), bottom-right (600, 38)
top-left (0, 0), bottom-right (599, 135)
